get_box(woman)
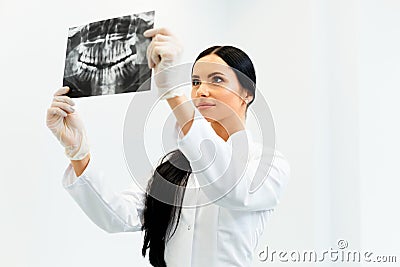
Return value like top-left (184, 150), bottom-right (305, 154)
top-left (46, 28), bottom-right (291, 267)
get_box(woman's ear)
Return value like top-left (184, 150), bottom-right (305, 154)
top-left (242, 90), bottom-right (254, 104)
top-left (239, 86), bottom-right (252, 103)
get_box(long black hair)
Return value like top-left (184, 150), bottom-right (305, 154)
top-left (141, 45), bottom-right (256, 267)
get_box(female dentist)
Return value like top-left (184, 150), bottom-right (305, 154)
top-left (46, 28), bottom-right (291, 267)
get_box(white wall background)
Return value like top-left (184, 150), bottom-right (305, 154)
top-left (0, 0), bottom-right (399, 266)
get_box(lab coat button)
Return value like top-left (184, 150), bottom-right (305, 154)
top-left (187, 225), bottom-right (191, 230)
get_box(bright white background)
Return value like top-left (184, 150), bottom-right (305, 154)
top-left (0, 0), bottom-right (399, 266)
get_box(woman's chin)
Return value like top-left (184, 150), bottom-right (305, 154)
top-left (202, 115), bottom-right (217, 123)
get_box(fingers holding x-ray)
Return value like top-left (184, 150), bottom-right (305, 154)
top-left (53, 86), bottom-right (70, 97)
top-left (51, 101), bottom-right (75, 114)
top-left (47, 107), bottom-right (68, 118)
top-left (50, 87), bottom-right (76, 115)
top-left (53, 95), bottom-right (76, 106)
top-left (145, 28), bottom-right (182, 69)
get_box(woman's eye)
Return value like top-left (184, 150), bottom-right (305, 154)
top-left (192, 79), bottom-right (201, 86)
top-left (211, 76), bottom-right (223, 83)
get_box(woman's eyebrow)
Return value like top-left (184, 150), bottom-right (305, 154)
top-left (207, 72), bottom-right (225, 78)
top-left (191, 72), bottom-right (225, 79)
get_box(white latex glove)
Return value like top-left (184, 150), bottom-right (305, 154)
top-left (143, 27), bottom-right (187, 100)
top-left (46, 86), bottom-right (90, 160)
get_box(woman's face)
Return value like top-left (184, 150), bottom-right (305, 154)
top-left (191, 54), bottom-right (251, 123)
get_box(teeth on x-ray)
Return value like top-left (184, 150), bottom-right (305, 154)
top-left (77, 42), bottom-right (138, 82)
top-left (63, 11), bottom-right (154, 98)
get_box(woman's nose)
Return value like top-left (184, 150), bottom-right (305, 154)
top-left (196, 83), bottom-right (210, 97)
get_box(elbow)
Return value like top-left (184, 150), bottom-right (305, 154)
top-left (241, 194), bottom-right (281, 211)
top-left (277, 151), bottom-right (291, 186)
top-left (227, 167), bottom-right (290, 211)
top-left (214, 186), bottom-right (281, 211)
top-left (94, 217), bottom-right (143, 233)
top-left (99, 223), bottom-right (142, 234)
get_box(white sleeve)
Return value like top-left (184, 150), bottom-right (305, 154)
top-left (62, 156), bottom-right (146, 233)
top-left (177, 108), bottom-right (291, 211)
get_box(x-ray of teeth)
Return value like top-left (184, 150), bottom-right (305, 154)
top-left (63, 11), bottom-right (154, 98)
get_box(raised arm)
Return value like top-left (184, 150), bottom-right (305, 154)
top-left (63, 155), bottom-right (145, 233)
top-left (143, 27), bottom-right (195, 137)
top-left (70, 153), bottom-right (91, 177)
top-left (46, 87), bottom-right (145, 233)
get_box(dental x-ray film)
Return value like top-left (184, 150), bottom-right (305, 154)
top-left (63, 11), bottom-right (154, 98)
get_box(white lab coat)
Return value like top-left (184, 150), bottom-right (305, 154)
top-left (62, 108), bottom-right (291, 267)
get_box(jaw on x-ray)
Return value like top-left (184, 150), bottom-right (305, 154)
top-left (63, 11), bottom-right (154, 98)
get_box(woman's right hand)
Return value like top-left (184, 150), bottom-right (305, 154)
top-left (46, 86), bottom-right (90, 160)
top-left (143, 27), bottom-right (186, 100)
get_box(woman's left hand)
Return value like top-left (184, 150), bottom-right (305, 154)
top-left (143, 28), bottom-right (185, 98)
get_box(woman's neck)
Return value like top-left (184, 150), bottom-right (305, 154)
top-left (210, 115), bottom-right (246, 142)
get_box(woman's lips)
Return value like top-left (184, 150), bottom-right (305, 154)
top-left (197, 104), bottom-right (216, 110)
